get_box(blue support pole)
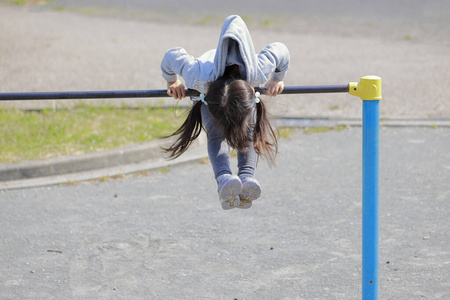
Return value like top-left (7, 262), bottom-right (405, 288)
top-left (349, 75), bottom-right (381, 299)
top-left (362, 100), bottom-right (379, 299)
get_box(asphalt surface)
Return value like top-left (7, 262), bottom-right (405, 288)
top-left (1, 2), bottom-right (450, 118)
top-left (1, 127), bottom-right (449, 299)
top-left (37, 0), bottom-right (450, 42)
top-left (0, 2), bottom-right (449, 299)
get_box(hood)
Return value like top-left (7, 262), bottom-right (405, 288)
top-left (213, 15), bottom-right (259, 85)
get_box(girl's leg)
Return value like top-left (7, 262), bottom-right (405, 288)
top-left (201, 104), bottom-right (232, 181)
top-left (237, 146), bottom-right (260, 209)
top-left (237, 145), bottom-right (257, 178)
top-left (237, 110), bottom-right (258, 178)
top-left (202, 104), bottom-right (241, 210)
top-left (236, 112), bottom-right (260, 209)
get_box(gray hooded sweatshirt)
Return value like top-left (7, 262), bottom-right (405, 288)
top-left (161, 15), bottom-right (290, 95)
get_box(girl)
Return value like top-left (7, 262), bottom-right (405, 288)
top-left (161, 15), bottom-right (289, 210)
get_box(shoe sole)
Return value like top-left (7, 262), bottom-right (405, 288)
top-left (219, 178), bottom-right (242, 210)
top-left (237, 181), bottom-right (261, 209)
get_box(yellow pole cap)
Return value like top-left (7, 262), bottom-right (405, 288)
top-left (349, 75), bottom-right (382, 100)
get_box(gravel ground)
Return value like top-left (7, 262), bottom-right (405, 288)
top-left (1, 127), bottom-right (449, 299)
top-left (0, 1), bottom-right (449, 118)
top-left (0, 3), bottom-right (449, 299)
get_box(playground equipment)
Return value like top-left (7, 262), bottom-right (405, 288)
top-left (0, 75), bottom-right (382, 300)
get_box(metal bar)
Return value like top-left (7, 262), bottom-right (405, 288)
top-left (0, 89), bottom-right (196, 101)
top-left (275, 85), bottom-right (349, 94)
top-left (0, 85), bottom-right (349, 101)
top-left (362, 100), bottom-right (380, 300)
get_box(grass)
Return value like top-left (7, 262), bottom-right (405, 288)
top-left (303, 125), bottom-right (347, 134)
top-left (7, 0), bottom-right (55, 5)
top-left (278, 127), bottom-right (294, 139)
top-left (194, 14), bottom-right (218, 26)
top-left (403, 35), bottom-right (418, 41)
top-left (51, 5), bottom-right (121, 17)
top-left (0, 105), bottom-right (187, 164)
top-left (0, 103), bottom-right (350, 165)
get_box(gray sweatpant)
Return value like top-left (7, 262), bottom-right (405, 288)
top-left (200, 104), bottom-right (257, 183)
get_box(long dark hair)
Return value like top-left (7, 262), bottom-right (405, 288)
top-left (163, 69), bottom-right (278, 162)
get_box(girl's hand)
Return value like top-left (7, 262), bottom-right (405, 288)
top-left (167, 80), bottom-right (186, 100)
top-left (265, 79), bottom-right (285, 96)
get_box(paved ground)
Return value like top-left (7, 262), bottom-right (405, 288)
top-left (0, 1), bottom-right (449, 118)
top-left (0, 2), bottom-right (449, 299)
top-left (1, 127), bottom-right (449, 299)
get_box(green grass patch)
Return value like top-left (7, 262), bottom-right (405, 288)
top-left (50, 5), bottom-right (120, 17)
top-left (194, 14), bottom-right (218, 26)
top-left (303, 126), bottom-right (331, 134)
top-left (7, 0), bottom-right (55, 5)
top-left (0, 105), bottom-right (187, 163)
top-left (403, 35), bottom-right (418, 41)
top-left (278, 127), bottom-right (294, 139)
top-left (335, 125), bottom-right (347, 131)
top-left (303, 125), bottom-right (347, 134)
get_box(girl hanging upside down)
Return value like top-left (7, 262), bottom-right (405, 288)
top-left (161, 15), bottom-right (290, 210)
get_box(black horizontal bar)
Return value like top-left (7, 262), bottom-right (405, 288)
top-left (0, 85), bottom-right (348, 101)
top-left (278, 85), bottom-right (349, 94)
top-left (0, 89), bottom-right (199, 101)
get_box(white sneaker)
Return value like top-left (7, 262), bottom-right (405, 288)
top-left (217, 174), bottom-right (242, 210)
top-left (236, 177), bottom-right (261, 209)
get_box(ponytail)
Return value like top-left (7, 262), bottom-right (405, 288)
top-left (253, 99), bottom-right (278, 163)
top-left (163, 100), bottom-right (203, 159)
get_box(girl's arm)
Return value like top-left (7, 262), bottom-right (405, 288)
top-left (258, 42), bottom-right (290, 96)
top-left (161, 47), bottom-right (196, 98)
